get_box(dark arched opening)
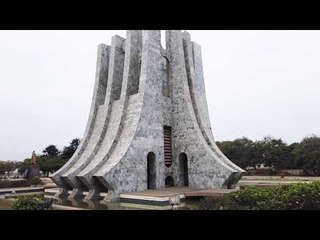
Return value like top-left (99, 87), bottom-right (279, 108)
top-left (161, 56), bottom-right (170, 97)
top-left (179, 153), bottom-right (188, 186)
top-left (147, 152), bottom-right (156, 189)
top-left (165, 176), bottom-right (174, 187)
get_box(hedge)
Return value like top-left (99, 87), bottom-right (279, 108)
top-left (197, 181), bottom-right (320, 210)
top-left (0, 179), bottom-right (30, 188)
top-left (11, 195), bottom-right (52, 210)
top-left (31, 176), bottom-right (42, 186)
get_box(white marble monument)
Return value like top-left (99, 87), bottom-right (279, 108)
top-left (51, 30), bottom-right (244, 200)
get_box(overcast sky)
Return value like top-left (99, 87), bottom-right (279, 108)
top-left (0, 30), bottom-right (319, 161)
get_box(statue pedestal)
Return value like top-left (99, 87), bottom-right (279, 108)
top-left (25, 165), bottom-right (40, 181)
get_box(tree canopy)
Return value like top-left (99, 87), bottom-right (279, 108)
top-left (6, 135), bottom-right (320, 176)
top-left (42, 145), bottom-right (60, 157)
top-left (217, 135), bottom-right (320, 175)
top-left (61, 138), bottom-right (80, 160)
top-left (17, 138), bottom-right (80, 175)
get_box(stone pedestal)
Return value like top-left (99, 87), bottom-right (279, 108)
top-left (25, 165), bottom-right (40, 182)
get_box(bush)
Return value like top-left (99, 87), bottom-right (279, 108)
top-left (0, 179), bottom-right (30, 188)
top-left (11, 195), bottom-right (53, 210)
top-left (197, 181), bottom-right (320, 210)
top-left (30, 176), bottom-right (42, 186)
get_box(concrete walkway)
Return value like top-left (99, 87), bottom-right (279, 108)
top-left (0, 186), bottom-right (44, 197)
top-left (122, 187), bottom-right (236, 198)
top-left (237, 176), bottom-right (318, 188)
top-left (240, 176), bottom-right (320, 181)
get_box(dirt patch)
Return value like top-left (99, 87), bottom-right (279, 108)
top-left (0, 198), bottom-right (14, 210)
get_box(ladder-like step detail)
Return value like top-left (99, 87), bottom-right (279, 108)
top-left (164, 126), bottom-right (172, 167)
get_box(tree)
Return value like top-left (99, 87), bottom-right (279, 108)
top-left (61, 138), bottom-right (80, 160)
top-left (18, 158), bottom-right (31, 174)
top-left (288, 142), bottom-right (299, 169)
top-left (217, 137), bottom-right (259, 169)
top-left (42, 145), bottom-right (60, 157)
top-left (217, 136), bottom-right (293, 171)
top-left (18, 140), bottom-right (80, 175)
top-left (257, 137), bottom-right (290, 170)
top-left (19, 155), bottom-right (67, 176)
top-left (37, 156), bottom-right (67, 175)
top-left (290, 135), bottom-right (320, 175)
top-left (0, 161), bottom-right (13, 175)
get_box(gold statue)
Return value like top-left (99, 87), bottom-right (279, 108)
top-left (31, 151), bottom-right (37, 166)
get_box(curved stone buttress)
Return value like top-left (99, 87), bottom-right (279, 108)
top-left (51, 30), bottom-right (244, 200)
top-left (51, 42), bottom-right (111, 198)
top-left (168, 30), bottom-right (244, 189)
top-left (60, 34), bottom-right (126, 199)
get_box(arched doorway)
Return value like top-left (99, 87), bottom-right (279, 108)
top-left (165, 176), bottom-right (174, 187)
top-left (179, 153), bottom-right (188, 186)
top-left (147, 152), bottom-right (156, 189)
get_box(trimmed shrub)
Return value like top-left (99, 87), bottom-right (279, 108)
top-left (197, 181), bottom-right (320, 210)
top-left (11, 195), bottom-right (52, 210)
top-left (0, 179), bottom-right (30, 188)
top-left (31, 176), bottom-right (42, 186)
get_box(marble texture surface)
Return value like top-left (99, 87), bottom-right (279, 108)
top-left (51, 30), bottom-right (244, 200)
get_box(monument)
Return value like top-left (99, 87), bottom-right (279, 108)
top-left (25, 151), bottom-right (40, 181)
top-left (51, 30), bottom-right (244, 200)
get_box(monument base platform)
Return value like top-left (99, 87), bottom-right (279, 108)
top-left (44, 187), bottom-right (237, 209)
top-left (119, 187), bottom-right (237, 208)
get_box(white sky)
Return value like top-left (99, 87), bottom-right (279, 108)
top-left (0, 30), bottom-right (319, 161)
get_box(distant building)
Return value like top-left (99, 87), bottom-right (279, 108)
top-left (246, 163), bottom-right (273, 170)
top-left (280, 169), bottom-right (304, 176)
top-left (245, 164), bottom-right (275, 176)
